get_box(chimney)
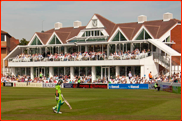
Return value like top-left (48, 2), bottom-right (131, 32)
top-left (73, 20), bottom-right (82, 28)
top-left (54, 22), bottom-right (62, 30)
top-left (138, 15), bottom-right (147, 24)
top-left (163, 12), bottom-right (173, 21)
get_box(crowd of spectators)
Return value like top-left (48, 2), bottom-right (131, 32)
top-left (1, 71), bottom-right (180, 84)
top-left (11, 48), bottom-right (150, 62)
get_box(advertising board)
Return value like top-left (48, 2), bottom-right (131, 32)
top-left (14, 82), bottom-right (42, 87)
top-left (42, 83), bottom-right (57, 88)
top-left (108, 84), bottom-right (148, 89)
top-left (172, 86), bottom-right (181, 94)
top-left (72, 84), bottom-right (107, 89)
top-left (64, 83), bottom-right (73, 88)
top-left (162, 85), bottom-right (172, 92)
top-left (3, 82), bottom-right (13, 87)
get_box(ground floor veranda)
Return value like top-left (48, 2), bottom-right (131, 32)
top-left (11, 66), bottom-right (142, 81)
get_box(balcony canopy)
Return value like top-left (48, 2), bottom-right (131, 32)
top-left (148, 39), bottom-right (181, 56)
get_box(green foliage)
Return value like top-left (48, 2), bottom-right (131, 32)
top-left (18, 38), bottom-right (29, 45)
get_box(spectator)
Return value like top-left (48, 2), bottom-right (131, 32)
top-left (128, 71), bottom-right (132, 79)
top-left (149, 71), bottom-right (152, 81)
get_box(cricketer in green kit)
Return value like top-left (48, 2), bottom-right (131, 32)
top-left (52, 80), bottom-right (64, 114)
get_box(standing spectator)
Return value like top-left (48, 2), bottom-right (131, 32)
top-left (128, 71), bottom-right (132, 79)
top-left (77, 77), bottom-right (81, 88)
top-left (39, 72), bottom-right (43, 79)
top-left (149, 71), bottom-right (152, 81)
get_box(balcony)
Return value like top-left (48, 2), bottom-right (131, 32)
top-left (8, 53), bottom-right (152, 67)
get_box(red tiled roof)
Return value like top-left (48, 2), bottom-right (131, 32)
top-left (36, 32), bottom-right (52, 44)
top-left (10, 37), bottom-right (19, 51)
top-left (1, 30), bottom-right (11, 37)
top-left (55, 32), bottom-right (70, 43)
top-left (30, 14), bottom-right (180, 44)
top-left (95, 14), bottom-right (116, 35)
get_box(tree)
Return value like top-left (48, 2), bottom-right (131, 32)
top-left (18, 38), bottom-right (29, 45)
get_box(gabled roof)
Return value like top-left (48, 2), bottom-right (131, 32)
top-left (29, 14), bottom-right (180, 44)
top-left (55, 32), bottom-right (70, 44)
top-left (94, 14), bottom-right (116, 35)
top-left (108, 18), bottom-right (180, 41)
top-left (36, 32), bottom-right (52, 44)
top-left (1, 30), bottom-right (11, 37)
top-left (10, 37), bottom-right (19, 51)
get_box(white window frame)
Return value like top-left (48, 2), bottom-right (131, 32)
top-left (28, 33), bottom-right (44, 46)
top-left (108, 27), bottom-right (129, 42)
top-left (46, 32), bottom-right (63, 45)
top-left (132, 25), bottom-right (154, 40)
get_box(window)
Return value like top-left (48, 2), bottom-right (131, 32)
top-left (31, 36), bottom-right (42, 45)
top-left (82, 32), bottom-right (85, 37)
top-left (1, 35), bottom-right (5, 41)
top-left (163, 36), bottom-right (170, 42)
top-left (95, 30), bottom-right (99, 36)
top-left (49, 35), bottom-right (61, 44)
top-left (136, 29), bottom-right (152, 40)
top-left (85, 30), bottom-right (104, 37)
top-left (86, 31), bottom-right (90, 36)
top-left (112, 31), bottom-right (127, 41)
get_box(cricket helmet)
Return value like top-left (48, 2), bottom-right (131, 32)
top-left (58, 79), bottom-right (63, 84)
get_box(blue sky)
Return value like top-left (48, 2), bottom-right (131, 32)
top-left (1, 1), bottom-right (181, 41)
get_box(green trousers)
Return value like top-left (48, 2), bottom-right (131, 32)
top-left (54, 98), bottom-right (64, 113)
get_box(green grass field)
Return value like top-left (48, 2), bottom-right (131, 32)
top-left (1, 87), bottom-right (181, 120)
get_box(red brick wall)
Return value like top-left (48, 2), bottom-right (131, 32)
top-left (171, 25), bottom-right (181, 65)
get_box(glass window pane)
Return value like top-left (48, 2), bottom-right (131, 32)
top-left (119, 67), bottom-right (125, 76)
top-left (54, 67), bottom-right (58, 76)
top-left (49, 36), bottom-right (55, 44)
top-left (96, 66), bottom-right (101, 79)
top-left (127, 43), bottom-right (130, 51)
top-left (86, 31), bottom-right (90, 36)
top-left (100, 31), bottom-right (104, 36)
top-left (82, 32), bottom-right (85, 37)
top-left (1, 35), bottom-right (5, 41)
top-left (67, 46), bottom-right (72, 53)
top-left (80, 67), bottom-right (86, 76)
top-left (56, 37), bottom-right (61, 44)
top-left (95, 30), bottom-right (99, 36)
top-left (109, 44), bottom-right (115, 55)
top-left (133, 43), bottom-right (140, 50)
top-left (15, 67), bottom-right (21, 76)
top-left (65, 67), bottom-right (70, 76)
top-left (134, 66), bottom-right (140, 76)
top-left (31, 37), bottom-right (37, 45)
top-left (26, 67), bottom-right (30, 76)
top-left (110, 66), bottom-right (115, 79)
top-left (120, 32), bottom-right (127, 41)
top-left (136, 29), bottom-right (144, 40)
top-left (45, 67), bottom-right (49, 78)
top-left (112, 32), bottom-right (119, 41)
top-left (37, 38), bottom-right (42, 45)
top-left (87, 67), bottom-right (91, 76)
top-left (144, 30), bottom-right (152, 39)
top-left (81, 46), bottom-right (85, 53)
top-left (166, 36), bottom-right (170, 42)
top-left (74, 67), bottom-right (79, 76)
top-left (59, 67), bottom-right (64, 76)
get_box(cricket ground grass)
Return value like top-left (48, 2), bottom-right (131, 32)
top-left (1, 87), bottom-right (181, 120)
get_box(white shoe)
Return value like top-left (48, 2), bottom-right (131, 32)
top-left (57, 111), bottom-right (62, 114)
top-left (52, 107), bottom-right (57, 113)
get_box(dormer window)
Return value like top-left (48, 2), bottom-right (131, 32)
top-left (82, 30), bottom-right (104, 37)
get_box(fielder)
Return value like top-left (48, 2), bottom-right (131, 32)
top-left (52, 80), bottom-right (64, 114)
